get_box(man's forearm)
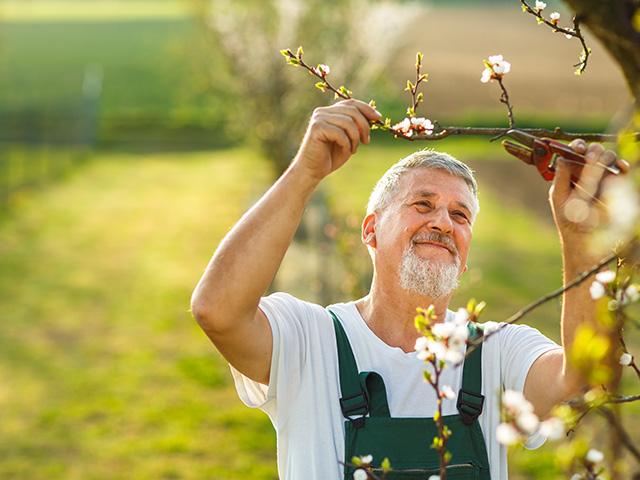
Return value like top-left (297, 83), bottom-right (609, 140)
top-left (559, 246), bottom-right (600, 393)
top-left (191, 162), bottom-right (320, 330)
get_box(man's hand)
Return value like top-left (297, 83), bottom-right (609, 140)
top-left (549, 139), bottom-right (630, 251)
top-left (292, 99), bottom-right (382, 182)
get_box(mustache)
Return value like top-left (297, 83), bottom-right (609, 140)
top-left (411, 231), bottom-right (458, 256)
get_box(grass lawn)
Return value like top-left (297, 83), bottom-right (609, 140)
top-left (0, 144), bottom-right (637, 478)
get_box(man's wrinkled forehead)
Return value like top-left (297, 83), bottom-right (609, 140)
top-left (398, 168), bottom-right (475, 206)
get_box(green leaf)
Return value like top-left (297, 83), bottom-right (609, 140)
top-left (444, 451), bottom-right (452, 463)
top-left (314, 82), bottom-right (327, 92)
top-left (280, 49), bottom-right (291, 58)
top-left (467, 298), bottom-right (477, 313)
top-left (296, 46), bottom-right (304, 57)
top-left (351, 456), bottom-right (362, 466)
top-left (405, 80), bottom-right (414, 92)
top-left (423, 370), bottom-right (432, 383)
top-left (416, 92), bottom-right (424, 103)
top-left (368, 99), bottom-right (377, 109)
top-left (381, 457), bottom-right (392, 472)
top-left (286, 58), bottom-right (300, 66)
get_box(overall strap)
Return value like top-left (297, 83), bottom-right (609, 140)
top-left (457, 322), bottom-right (485, 425)
top-left (329, 310), bottom-right (370, 422)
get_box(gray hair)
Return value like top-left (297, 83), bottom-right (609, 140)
top-left (366, 148), bottom-right (480, 221)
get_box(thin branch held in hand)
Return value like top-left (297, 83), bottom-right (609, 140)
top-left (520, 0), bottom-right (591, 74)
top-left (281, 47), bottom-right (640, 142)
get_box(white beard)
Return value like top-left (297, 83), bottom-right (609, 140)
top-left (399, 243), bottom-right (460, 299)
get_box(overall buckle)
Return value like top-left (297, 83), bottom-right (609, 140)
top-left (456, 389), bottom-right (484, 425)
top-left (340, 391), bottom-right (369, 428)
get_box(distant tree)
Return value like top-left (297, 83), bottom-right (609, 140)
top-left (194, 0), bottom-right (425, 175)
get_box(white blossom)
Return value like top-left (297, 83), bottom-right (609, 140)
top-left (480, 68), bottom-right (492, 83)
top-left (315, 64), bottom-right (330, 76)
top-left (453, 308), bottom-right (469, 325)
top-left (619, 352), bottom-right (633, 366)
top-left (516, 412), bottom-right (540, 435)
top-left (549, 11), bottom-right (560, 21)
top-left (428, 476), bottom-right (440, 480)
top-left (570, 474), bottom-right (584, 480)
top-left (353, 469), bottom-right (368, 480)
top-left (415, 336), bottom-right (429, 352)
top-left (481, 55), bottom-right (511, 83)
top-left (441, 385), bottom-right (456, 400)
top-left (433, 322), bottom-right (456, 339)
top-left (589, 281), bottom-right (606, 300)
top-left (585, 449), bottom-right (604, 464)
top-left (539, 417), bottom-right (565, 440)
top-left (535, 0), bottom-right (547, 11)
top-left (360, 454), bottom-right (373, 464)
top-left (595, 270), bottom-right (616, 284)
top-left (496, 423), bottom-right (520, 445)
top-left (565, 33), bottom-right (573, 39)
top-left (503, 390), bottom-right (533, 413)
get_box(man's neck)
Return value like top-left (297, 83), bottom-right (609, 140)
top-left (354, 278), bottom-right (451, 354)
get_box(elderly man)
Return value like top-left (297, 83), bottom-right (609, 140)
top-left (190, 99), bottom-right (627, 479)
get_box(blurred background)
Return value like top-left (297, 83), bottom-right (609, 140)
top-left (0, 0), bottom-right (636, 478)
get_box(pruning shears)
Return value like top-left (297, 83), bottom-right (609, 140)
top-left (501, 129), bottom-right (621, 182)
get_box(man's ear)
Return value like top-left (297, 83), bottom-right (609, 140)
top-left (362, 213), bottom-right (377, 248)
top-left (462, 264), bottom-right (468, 274)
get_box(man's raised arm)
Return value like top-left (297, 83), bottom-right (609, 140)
top-left (190, 99), bottom-right (381, 385)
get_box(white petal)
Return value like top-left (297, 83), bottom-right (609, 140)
top-left (415, 336), bottom-right (429, 352)
top-left (496, 423), bottom-right (520, 445)
top-left (585, 449), bottom-right (604, 464)
top-left (550, 11), bottom-right (560, 20)
top-left (535, 0), bottom-right (546, 10)
top-left (480, 68), bottom-right (492, 83)
top-left (539, 417), bottom-right (565, 440)
top-left (589, 281), bottom-right (605, 300)
top-left (360, 455), bottom-right (373, 464)
top-left (595, 270), bottom-right (616, 284)
top-left (353, 469), bottom-right (368, 480)
top-left (488, 54), bottom-right (503, 64)
top-left (619, 352), bottom-right (633, 366)
top-left (515, 412), bottom-right (540, 435)
top-left (433, 322), bottom-right (455, 339)
top-left (441, 385), bottom-right (456, 399)
top-left (453, 308), bottom-right (469, 325)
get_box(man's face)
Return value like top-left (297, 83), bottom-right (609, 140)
top-left (368, 168), bottom-right (475, 295)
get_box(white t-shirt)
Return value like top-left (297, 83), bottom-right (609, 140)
top-left (230, 292), bottom-right (561, 480)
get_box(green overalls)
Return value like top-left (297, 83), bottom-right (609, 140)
top-left (328, 310), bottom-right (491, 480)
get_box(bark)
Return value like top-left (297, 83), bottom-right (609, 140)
top-left (563, 0), bottom-right (640, 103)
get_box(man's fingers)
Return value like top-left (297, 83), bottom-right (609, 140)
top-left (321, 123), bottom-right (352, 156)
top-left (337, 98), bottom-right (382, 122)
top-left (323, 106), bottom-right (371, 144)
top-left (568, 138), bottom-right (587, 154)
top-left (317, 113), bottom-right (361, 153)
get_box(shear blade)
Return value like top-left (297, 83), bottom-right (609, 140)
top-left (502, 140), bottom-right (535, 165)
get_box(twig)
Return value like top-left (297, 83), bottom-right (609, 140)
top-left (405, 52), bottom-right (428, 118)
top-left (520, 1), bottom-right (591, 74)
top-left (598, 406), bottom-right (640, 462)
top-left (497, 78), bottom-right (515, 128)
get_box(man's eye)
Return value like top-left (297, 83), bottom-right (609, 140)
top-left (416, 201), bottom-right (432, 208)
top-left (453, 211), bottom-right (469, 221)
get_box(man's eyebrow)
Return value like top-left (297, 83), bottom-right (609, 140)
top-left (413, 190), bottom-right (472, 215)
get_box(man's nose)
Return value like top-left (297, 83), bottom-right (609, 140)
top-left (427, 207), bottom-right (454, 234)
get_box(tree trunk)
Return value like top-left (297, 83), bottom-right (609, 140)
top-left (563, 0), bottom-right (640, 103)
